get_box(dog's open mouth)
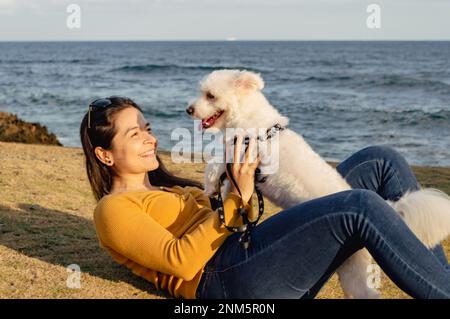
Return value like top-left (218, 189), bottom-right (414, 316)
top-left (201, 109), bottom-right (225, 129)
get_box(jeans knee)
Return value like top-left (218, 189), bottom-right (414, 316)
top-left (348, 189), bottom-right (386, 215)
top-left (361, 145), bottom-right (404, 163)
top-left (334, 189), bottom-right (386, 236)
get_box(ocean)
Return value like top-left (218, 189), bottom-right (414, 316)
top-left (0, 41), bottom-right (449, 166)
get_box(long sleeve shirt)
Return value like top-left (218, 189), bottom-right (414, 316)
top-left (93, 185), bottom-right (254, 299)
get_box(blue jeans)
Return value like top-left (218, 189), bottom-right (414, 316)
top-left (195, 145), bottom-right (450, 299)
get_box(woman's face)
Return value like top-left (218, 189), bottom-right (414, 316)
top-left (106, 107), bottom-right (159, 175)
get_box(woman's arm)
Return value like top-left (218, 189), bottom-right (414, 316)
top-left (183, 185), bottom-right (215, 209)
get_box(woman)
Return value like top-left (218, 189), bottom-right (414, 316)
top-left (80, 96), bottom-right (450, 299)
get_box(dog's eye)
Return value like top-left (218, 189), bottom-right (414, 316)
top-left (206, 92), bottom-right (215, 100)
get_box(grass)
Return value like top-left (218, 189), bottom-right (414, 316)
top-left (0, 141), bottom-right (449, 299)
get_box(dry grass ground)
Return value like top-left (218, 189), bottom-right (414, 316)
top-left (0, 141), bottom-right (449, 299)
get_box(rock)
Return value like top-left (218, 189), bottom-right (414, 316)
top-left (0, 111), bottom-right (62, 146)
top-left (29, 204), bottom-right (39, 211)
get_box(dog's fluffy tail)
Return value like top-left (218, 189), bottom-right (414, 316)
top-left (387, 188), bottom-right (450, 249)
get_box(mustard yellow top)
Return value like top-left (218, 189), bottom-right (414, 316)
top-left (93, 185), bottom-right (254, 299)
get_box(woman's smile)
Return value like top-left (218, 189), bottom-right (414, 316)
top-left (139, 148), bottom-right (156, 157)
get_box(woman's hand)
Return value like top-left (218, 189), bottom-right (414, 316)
top-left (226, 135), bottom-right (260, 203)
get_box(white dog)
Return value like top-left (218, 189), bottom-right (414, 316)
top-left (186, 69), bottom-right (450, 299)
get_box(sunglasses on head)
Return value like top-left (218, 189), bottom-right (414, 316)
top-left (88, 96), bottom-right (121, 128)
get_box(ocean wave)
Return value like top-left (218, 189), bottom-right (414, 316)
top-left (362, 74), bottom-right (450, 91)
top-left (303, 104), bottom-right (450, 119)
top-left (304, 75), bottom-right (353, 82)
top-left (111, 63), bottom-right (265, 74)
top-left (370, 109), bottom-right (450, 126)
top-left (302, 73), bottom-right (450, 92)
top-left (308, 59), bottom-right (353, 68)
top-left (0, 59), bottom-right (98, 64)
top-left (25, 92), bottom-right (82, 107)
top-left (143, 109), bottom-right (185, 119)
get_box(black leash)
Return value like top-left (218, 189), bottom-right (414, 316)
top-left (215, 123), bottom-right (286, 249)
top-left (216, 140), bottom-right (264, 249)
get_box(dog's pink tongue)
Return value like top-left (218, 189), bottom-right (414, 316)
top-left (201, 116), bottom-right (214, 129)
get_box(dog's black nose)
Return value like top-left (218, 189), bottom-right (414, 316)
top-left (186, 106), bottom-right (195, 115)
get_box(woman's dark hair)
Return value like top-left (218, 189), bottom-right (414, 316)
top-left (80, 96), bottom-right (203, 202)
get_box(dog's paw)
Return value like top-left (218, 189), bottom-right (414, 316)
top-left (204, 185), bottom-right (218, 197)
top-left (343, 287), bottom-right (381, 299)
top-left (207, 169), bottom-right (219, 182)
top-left (204, 180), bottom-right (219, 197)
top-left (205, 163), bottom-right (224, 181)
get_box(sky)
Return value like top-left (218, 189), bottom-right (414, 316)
top-left (0, 0), bottom-right (449, 41)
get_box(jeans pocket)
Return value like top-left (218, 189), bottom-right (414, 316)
top-left (197, 271), bottom-right (228, 299)
top-left (196, 272), bottom-right (208, 299)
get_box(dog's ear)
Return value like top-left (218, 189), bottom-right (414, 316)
top-left (235, 71), bottom-right (264, 93)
